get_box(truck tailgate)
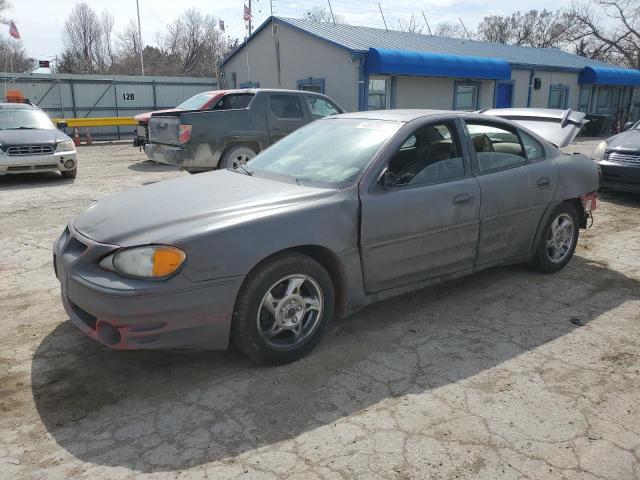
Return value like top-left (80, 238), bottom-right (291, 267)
top-left (148, 115), bottom-right (180, 146)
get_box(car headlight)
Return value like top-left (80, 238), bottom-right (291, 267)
top-left (591, 141), bottom-right (607, 160)
top-left (99, 245), bottom-right (186, 279)
top-left (56, 140), bottom-right (76, 152)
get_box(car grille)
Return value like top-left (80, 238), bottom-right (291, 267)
top-left (608, 151), bottom-right (640, 166)
top-left (6, 145), bottom-right (54, 156)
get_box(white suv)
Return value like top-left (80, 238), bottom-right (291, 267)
top-left (0, 103), bottom-right (77, 178)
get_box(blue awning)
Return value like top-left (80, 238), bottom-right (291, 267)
top-left (579, 66), bottom-right (640, 86)
top-left (365, 47), bottom-right (511, 80)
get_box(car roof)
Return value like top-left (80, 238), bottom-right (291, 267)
top-left (0, 102), bottom-right (37, 110)
top-left (332, 109), bottom-right (461, 122)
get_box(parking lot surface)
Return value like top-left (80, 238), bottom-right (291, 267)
top-left (1, 140), bottom-right (639, 479)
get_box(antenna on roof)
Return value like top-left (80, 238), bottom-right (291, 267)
top-left (421, 10), bottom-right (432, 35)
top-left (327, 0), bottom-right (336, 25)
top-left (378, 3), bottom-right (388, 31)
top-left (458, 17), bottom-right (471, 39)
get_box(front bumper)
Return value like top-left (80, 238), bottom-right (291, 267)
top-left (54, 224), bottom-right (243, 350)
top-left (596, 159), bottom-right (640, 193)
top-left (0, 150), bottom-right (77, 175)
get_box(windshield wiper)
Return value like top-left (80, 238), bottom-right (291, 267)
top-left (237, 163), bottom-right (254, 176)
top-left (4, 127), bottom-right (37, 130)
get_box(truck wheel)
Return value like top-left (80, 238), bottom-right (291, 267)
top-left (231, 252), bottom-right (335, 365)
top-left (61, 167), bottom-right (77, 179)
top-left (531, 202), bottom-right (579, 273)
top-left (220, 145), bottom-right (256, 170)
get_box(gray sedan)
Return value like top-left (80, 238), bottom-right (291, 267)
top-left (54, 109), bottom-right (599, 364)
top-left (591, 120), bottom-right (640, 192)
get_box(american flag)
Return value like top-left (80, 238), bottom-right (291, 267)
top-left (243, 4), bottom-right (252, 21)
top-left (9, 21), bottom-right (20, 40)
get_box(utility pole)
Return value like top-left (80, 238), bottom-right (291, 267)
top-left (458, 17), bottom-right (471, 40)
top-left (136, 0), bottom-right (145, 75)
top-left (327, 0), bottom-right (336, 25)
top-left (421, 10), bottom-right (432, 35)
top-left (378, 3), bottom-right (388, 31)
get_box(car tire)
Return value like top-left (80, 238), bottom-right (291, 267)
top-left (531, 202), bottom-right (579, 273)
top-left (61, 167), bottom-right (77, 179)
top-left (231, 252), bottom-right (335, 365)
top-left (220, 145), bottom-right (256, 170)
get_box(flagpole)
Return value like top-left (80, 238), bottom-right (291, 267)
top-left (136, 0), bottom-right (145, 76)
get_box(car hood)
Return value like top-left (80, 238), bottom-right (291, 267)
top-left (0, 128), bottom-right (65, 147)
top-left (72, 170), bottom-right (339, 246)
top-left (606, 129), bottom-right (640, 151)
top-left (135, 108), bottom-right (184, 123)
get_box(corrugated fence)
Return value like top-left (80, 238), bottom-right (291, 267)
top-left (2, 73), bottom-right (218, 140)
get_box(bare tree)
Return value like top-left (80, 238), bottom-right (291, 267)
top-left (59, 2), bottom-right (116, 73)
top-left (304, 6), bottom-right (344, 24)
top-left (568, 0), bottom-right (640, 68)
top-left (434, 22), bottom-right (467, 39)
top-left (477, 14), bottom-right (512, 44)
top-left (397, 14), bottom-right (423, 34)
top-left (0, 38), bottom-right (32, 73)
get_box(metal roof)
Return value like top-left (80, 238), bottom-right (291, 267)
top-left (237, 16), bottom-right (617, 72)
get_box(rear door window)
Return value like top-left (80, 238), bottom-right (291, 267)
top-left (212, 93), bottom-right (254, 110)
top-left (465, 122), bottom-right (526, 172)
top-left (269, 94), bottom-right (304, 119)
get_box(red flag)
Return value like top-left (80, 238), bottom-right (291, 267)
top-left (219, 19), bottom-right (225, 31)
top-left (243, 4), bottom-right (252, 21)
top-left (9, 21), bottom-right (20, 40)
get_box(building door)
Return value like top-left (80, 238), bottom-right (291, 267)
top-left (495, 83), bottom-right (513, 108)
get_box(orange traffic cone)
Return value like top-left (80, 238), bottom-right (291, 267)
top-left (85, 128), bottom-right (92, 145)
top-left (73, 128), bottom-right (81, 146)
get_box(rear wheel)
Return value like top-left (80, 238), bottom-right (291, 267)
top-left (231, 252), bottom-right (334, 365)
top-left (220, 145), bottom-right (256, 170)
top-left (61, 167), bottom-right (77, 179)
top-left (531, 202), bottom-right (579, 273)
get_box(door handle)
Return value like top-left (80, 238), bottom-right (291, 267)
top-left (537, 177), bottom-right (551, 187)
top-left (453, 193), bottom-right (474, 205)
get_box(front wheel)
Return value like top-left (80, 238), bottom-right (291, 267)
top-left (231, 252), bottom-right (335, 365)
top-left (531, 202), bottom-right (579, 273)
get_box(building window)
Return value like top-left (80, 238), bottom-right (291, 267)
top-left (368, 77), bottom-right (390, 110)
top-left (596, 87), bottom-right (612, 113)
top-left (297, 77), bottom-right (325, 94)
top-left (578, 86), bottom-right (592, 113)
top-left (454, 81), bottom-right (480, 111)
top-left (549, 84), bottom-right (569, 109)
top-left (239, 81), bottom-right (260, 88)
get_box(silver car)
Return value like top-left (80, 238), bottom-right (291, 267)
top-left (0, 103), bottom-right (77, 178)
top-left (54, 109), bottom-right (598, 364)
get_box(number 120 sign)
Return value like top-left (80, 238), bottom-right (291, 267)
top-left (122, 93), bottom-right (135, 101)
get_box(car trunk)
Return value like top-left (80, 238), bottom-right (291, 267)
top-left (480, 108), bottom-right (587, 148)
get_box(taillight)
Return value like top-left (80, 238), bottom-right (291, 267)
top-left (179, 124), bottom-right (192, 144)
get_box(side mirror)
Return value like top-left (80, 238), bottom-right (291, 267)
top-left (56, 120), bottom-right (68, 129)
top-left (623, 122), bottom-right (634, 131)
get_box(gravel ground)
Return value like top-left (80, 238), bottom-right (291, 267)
top-left (0, 139), bottom-right (639, 480)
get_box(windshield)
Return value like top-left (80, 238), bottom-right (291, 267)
top-left (0, 109), bottom-right (55, 130)
top-left (177, 92), bottom-right (216, 110)
top-left (246, 118), bottom-right (403, 187)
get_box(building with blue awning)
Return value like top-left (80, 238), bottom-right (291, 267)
top-left (223, 17), bottom-right (640, 123)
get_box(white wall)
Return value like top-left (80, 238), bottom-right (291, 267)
top-left (394, 76), bottom-right (496, 110)
top-left (223, 20), bottom-right (360, 111)
top-left (512, 68), bottom-right (581, 109)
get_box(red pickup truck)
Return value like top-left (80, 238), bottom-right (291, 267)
top-left (134, 90), bottom-right (228, 148)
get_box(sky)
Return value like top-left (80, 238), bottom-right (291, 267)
top-left (10, 0), bottom-right (570, 68)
